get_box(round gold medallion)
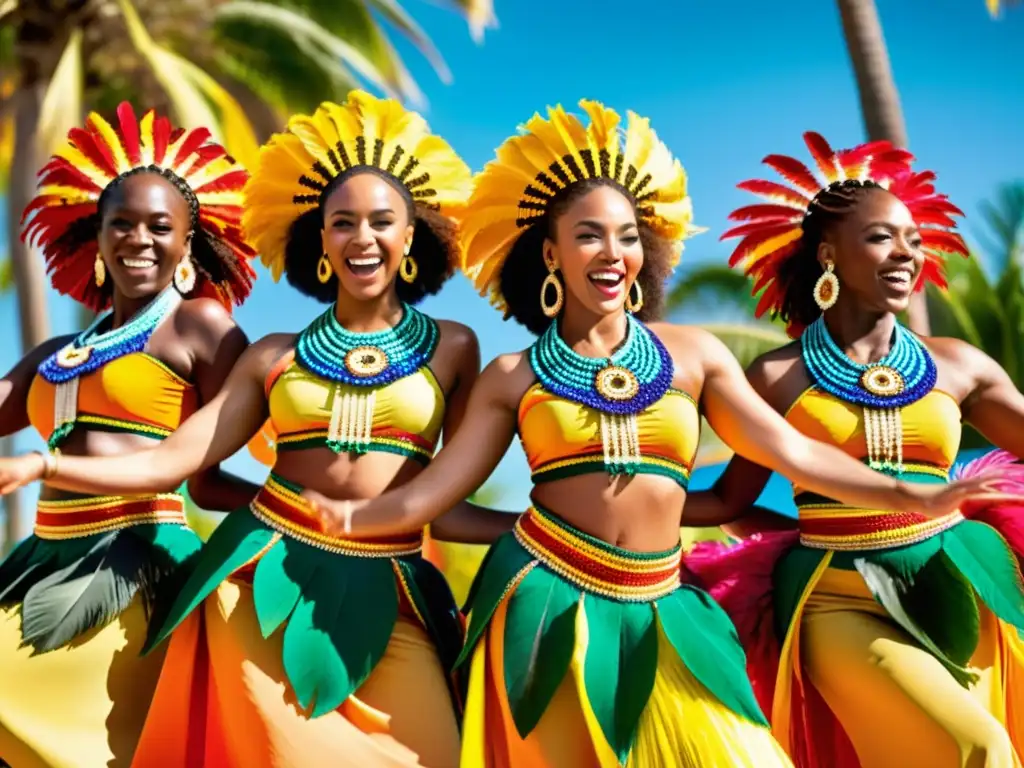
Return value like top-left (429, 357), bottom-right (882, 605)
top-left (56, 344), bottom-right (93, 368)
top-left (595, 366), bottom-right (640, 402)
top-left (344, 346), bottom-right (389, 378)
top-left (860, 365), bottom-right (905, 397)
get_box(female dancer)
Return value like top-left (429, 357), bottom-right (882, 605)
top-left (0, 91), bottom-right (503, 767)
top-left (292, 102), bottom-right (999, 768)
top-left (0, 103), bottom-right (257, 767)
top-left (687, 133), bottom-right (1024, 768)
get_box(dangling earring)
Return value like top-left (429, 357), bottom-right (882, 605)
top-left (625, 280), bottom-right (644, 313)
top-left (174, 254), bottom-right (196, 295)
top-left (318, 253), bottom-right (333, 284)
top-left (814, 260), bottom-right (839, 311)
top-left (399, 242), bottom-right (417, 284)
top-left (540, 258), bottom-right (564, 318)
top-left (94, 253), bottom-right (106, 287)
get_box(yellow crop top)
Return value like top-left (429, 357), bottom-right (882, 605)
top-left (256, 350), bottom-right (445, 465)
top-left (517, 384), bottom-right (700, 488)
top-left (786, 388), bottom-right (961, 496)
top-left (27, 353), bottom-right (198, 444)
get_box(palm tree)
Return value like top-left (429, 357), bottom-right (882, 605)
top-left (926, 182), bottom-right (1024, 449)
top-left (0, 0), bottom-right (495, 545)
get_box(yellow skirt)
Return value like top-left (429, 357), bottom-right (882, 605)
top-left (0, 597), bottom-right (173, 768)
top-left (131, 578), bottom-right (460, 768)
top-left (775, 564), bottom-right (1024, 768)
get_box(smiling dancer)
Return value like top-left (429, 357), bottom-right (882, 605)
top-left (286, 101), bottom-right (1001, 768)
top-left (0, 91), bottom-right (511, 767)
top-left (688, 132), bottom-right (1024, 768)
top-left (0, 103), bottom-right (256, 767)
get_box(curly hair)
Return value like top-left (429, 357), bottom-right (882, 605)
top-left (498, 177), bottom-right (673, 335)
top-left (283, 167), bottom-right (457, 305)
top-left (52, 169), bottom-right (230, 306)
top-left (776, 178), bottom-right (886, 331)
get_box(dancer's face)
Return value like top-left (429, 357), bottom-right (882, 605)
top-left (544, 184), bottom-right (643, 319)
top-left (321, 172), bottom-right (414, 303)
top-left (98, 173), bottom-right (193, 300)
top-left (822, 188), bottom-right (924, 316)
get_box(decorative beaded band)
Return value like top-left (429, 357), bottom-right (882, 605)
top-left (530, 452), bottom-right (691, 488)
top-left (274, 427), bottom-right (436, 465)
top-left (34, 493), bottom-right (187, 540)
top-left (249, 474), bottom-right (423, 557)
top-left (798, 507), bottom-right (964, 551)
top-left (513, 505), bottom-right (681, 602)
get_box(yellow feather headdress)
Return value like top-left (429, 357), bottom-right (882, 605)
top-left (460, 99), bottom-right (701, 312)
top-left (243, 90), bottom-right (472, 281)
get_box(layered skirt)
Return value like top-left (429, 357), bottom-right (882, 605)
top-left (0, 493), bottom-right (201, 768)
top-left (131, 474), bottom-right (464, 767)
top-left (459, 504), bottom-right (792, 767)
top-left (688, 452), bottom-right (1024, 768)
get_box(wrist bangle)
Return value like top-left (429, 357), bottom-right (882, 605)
top-left (39, 450), bottom-right (58, 480)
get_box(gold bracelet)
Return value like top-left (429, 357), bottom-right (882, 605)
top-left (39, 450), bottom-right (58, 480)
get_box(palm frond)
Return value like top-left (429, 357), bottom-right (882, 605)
top-left (437, 0), bottom-right (498, 42)
top-left (365, 0), bottom-right (451, 82)
top-left (0, 0), bottom-right (16, 24)
top-left (667, 263), bottom-right (761, 314)
top-left (214, 1), bottom-right (397, 98)
top-left (978, 182), bottom-right (1024, 274)
top-left (697, 322), bottom-right (791, 370)
top-left (37, 28), bottom-right (82, 158)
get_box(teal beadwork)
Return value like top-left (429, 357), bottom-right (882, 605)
top-left (529, 315), bottom-right (674, 415)
top-left (294, 303), bottom-right (439, 388)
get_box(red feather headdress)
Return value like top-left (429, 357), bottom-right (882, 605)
top-left (724, 132), bottom-right (968, 337)
top-left (21, 102), bottom-right (257, 312)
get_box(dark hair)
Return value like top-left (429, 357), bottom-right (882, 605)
top-left (498, 177), bottom-right (672, 335)
top-left (283, 168), bottom-right (456, 304)
top-left (776, 178), bottom-right (885, 330)
top-left (53, 169), bottom-right (227, 305)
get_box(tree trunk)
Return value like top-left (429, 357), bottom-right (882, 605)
top-left (836, 0), bottom-right (930, 335)
top-left (0, 436), bottom-right (23, 555)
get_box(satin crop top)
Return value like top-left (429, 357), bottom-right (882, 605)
top-left (27, 353), bottom-right (198, 444)
top-left (786, 388), bottom-right (962, 494)
top-left (517, 383), bottom-right (700, 488)
top-left (257, 350), bottom-right (445, 465)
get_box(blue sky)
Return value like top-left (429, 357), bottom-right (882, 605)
top-left (1, 0), bottom-right (1022, 514)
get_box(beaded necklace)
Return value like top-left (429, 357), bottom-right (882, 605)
top-left (801, 315), bottom-right (937, 473)
top-left (294, 302), bottom-right (439, 455)
top-left (37, 285), bottom-right (183, 449)
top-left (530, 315), bottom-right (673, 475)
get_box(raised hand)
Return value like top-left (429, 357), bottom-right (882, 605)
top-left (898, 472), bottom-right (1021, 519)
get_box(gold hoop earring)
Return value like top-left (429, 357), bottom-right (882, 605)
top-left (94, 253), bottom-right (106, 287)
top-left (399, 254), bottom-right (418, 283)
top-left (173, 254), bottom-right (196, 295)
top-left (814, 260), bottom-right (839, 311)
top-left (317, 253), bottom-right (333, 284)
top-left (540, 260), bottom-right (563, 318)
top-left (625, 280), bottom-right (644, 313)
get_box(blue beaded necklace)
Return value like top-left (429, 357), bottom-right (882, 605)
top-left (294, 303), bottom-right (439, 455)
top-left (37, 285), bottom-right (182, 449)
top-left (530, 315), bottom-right (674, 475)
top-left (801, 315), bottom-right (937, 473)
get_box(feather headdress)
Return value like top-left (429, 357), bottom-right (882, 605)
top-left (724, 132), bottom-right (968, 336)
top-left (460, 100), bottom-right (702, 313)
top-left (21, 102), bottom-right (257, 312)
top-left (242, 90), bottom-right (472, 281)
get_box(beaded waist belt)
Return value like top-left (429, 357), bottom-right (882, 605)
top-left (513, 505), bottom-right (681, 602)
top-left (34, 493), bottom-right (187, 540)
top-left (250, 474), bottom-right (423, 557)
top-left (798, 506), bottom-right (964, 551)
top-left (273, 428), bottom-right (435, 465)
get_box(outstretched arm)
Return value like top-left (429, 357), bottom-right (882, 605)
top-left (696, 331), bottom-right (1005, 517)
top-left (428, 328), bottom-right (517, 544)
top-left (304, 355), bottom-right (522, 539)
top-left (0, 339), bottom-right (281, 496)
top-left (178, 301), bottom-right (261, 510)
top-left (953, 341), bottom-right (1024, 458)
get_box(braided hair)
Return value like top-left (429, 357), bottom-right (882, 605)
top-left (498, 177), bottom-right (673, 335)
top-left (776, 178), bottom-right (885, 330)
top-left (283, 166), bottom-right (457, 305)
